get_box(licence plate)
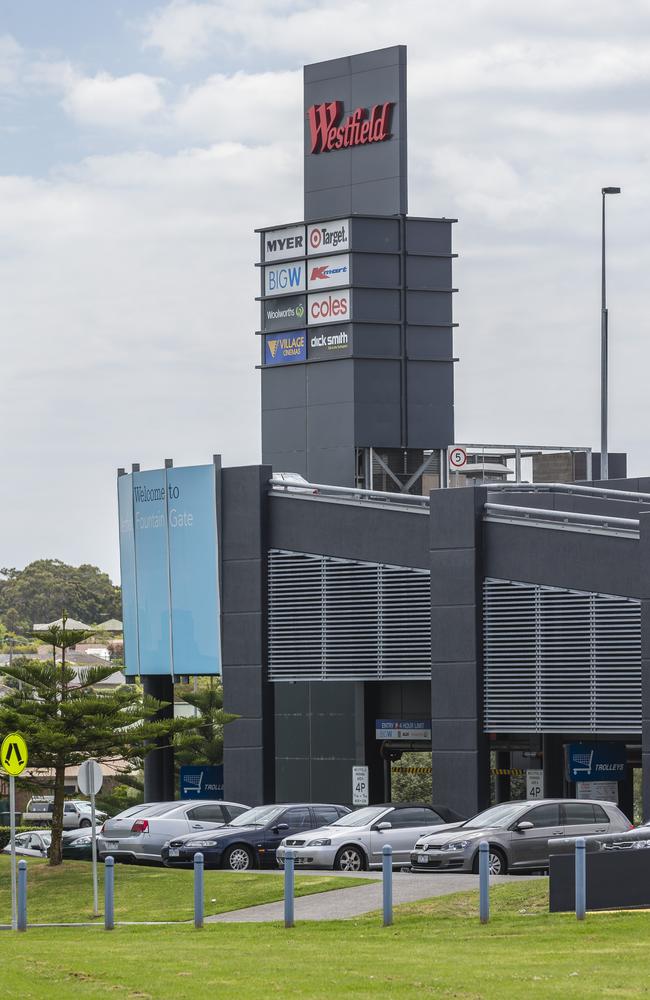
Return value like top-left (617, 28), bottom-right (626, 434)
top-left (105, 841), bottom-right (119, 851)
top-left (168, 848), bottom-right (180, 857)
top-left (417, 854), bottom-right (429, 864)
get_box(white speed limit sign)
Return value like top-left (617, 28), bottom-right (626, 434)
top-left (449, 446), bottom-right (467, 469)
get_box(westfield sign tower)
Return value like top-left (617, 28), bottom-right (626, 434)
top-left (256, 45), bottom-right (457, 496)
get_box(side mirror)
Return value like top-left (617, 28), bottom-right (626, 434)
top-left (375, 821), bottom-right (392, 832)
top-left (274, 823), bottom-right (289, 833)
top-left (515, 820), bottom-right (534, 832)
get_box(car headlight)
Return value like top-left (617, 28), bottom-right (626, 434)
top-left (307, 838), bottom-right (331, 847)
top-left (70, 837), bottom-right (92, 846)
top-left (440, 841), bottom-right (470, 852)
top-left (184, 840), bottom-right (220, 848)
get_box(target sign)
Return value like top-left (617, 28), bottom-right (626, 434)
top-left (449, 447), bottom-right (468, 469)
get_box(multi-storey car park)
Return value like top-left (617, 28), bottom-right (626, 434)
top-left (117, 46), bottom-right (649, 823)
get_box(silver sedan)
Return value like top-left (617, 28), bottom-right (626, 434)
top-left (410, 799), bottom-right (632, 875)
top-left (98, 799), bottom-right (249, 863)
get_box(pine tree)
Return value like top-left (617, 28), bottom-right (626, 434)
top-left (174, 679), bottom-right (237, 767)
top-left (0, 615), bottom-right (197, 865)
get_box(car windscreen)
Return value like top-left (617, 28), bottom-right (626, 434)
top-left (331, 806), bottom-right (387, 828)
top-left (462, 803), bottom-right (527, 829)
top-left (28, 801), bottom-right (52, 813)
top-left (229, 805), bottom-right (287, 827)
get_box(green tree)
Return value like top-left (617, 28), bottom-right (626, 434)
top-left (0, 560), bottom-right (121, 631)
top-left (0, 617), bottom-right (196, 865)
top-left (390, 751), bottom-right (433, 803)
top-left (173, 679), bottom-right (237, 766)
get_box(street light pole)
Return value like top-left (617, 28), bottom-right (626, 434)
top-left (600, 186), bottom-right (621, 481)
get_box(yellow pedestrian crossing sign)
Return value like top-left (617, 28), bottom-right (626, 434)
top-left (1, 733), bottom-right (28, 776)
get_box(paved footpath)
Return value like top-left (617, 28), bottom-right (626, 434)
top-left (207, 871), bottom-right (532, 923)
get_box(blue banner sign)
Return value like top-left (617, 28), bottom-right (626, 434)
top-left (180, 765), bottom-right (224, 800)
top-left (375, 719), bottom-right (432, 740)
top-left (566, 742), bottom-right (626, 783)
top-left (117, 463), bottom-right (221, 677)
top-left (264, 331), bottom-right (306, 365)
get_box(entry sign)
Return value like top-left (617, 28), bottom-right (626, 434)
top-left (77, 759), bottom-right (103, 796)
top-left (526, 769), bottom-right (544, 800)
top-left (449, 447), bottom-right (467, 469)
top-left (352, 765), bottom-right (369, 806)
top-left (0, 733), bottom-right (28, 776)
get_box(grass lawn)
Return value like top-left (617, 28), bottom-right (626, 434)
top-left (0, 856), bottom-right (365, 923)
top-left (2, 881), bottom-right (650, 998)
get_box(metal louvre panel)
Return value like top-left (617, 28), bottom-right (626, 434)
top-left (268, 549), bottom-right (430, 681)
top-left (483, 578), bottom-right (641, 734)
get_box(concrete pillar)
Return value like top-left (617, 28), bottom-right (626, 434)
top-left (542, 735), bottom-right (565, 798)
top-left (429, 486), bottom-right (490, 817)
top-left (494, 750), bottom-right (511, 803)
top-left (143, 674), bottom-right (175, 801)
top-left (641, 514), bottom-right (650, 822)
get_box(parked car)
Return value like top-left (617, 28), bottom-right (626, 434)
top-left (98, 800), bottom-right (249, 864)
top-left (161, 802), bottom-right (350, 870)
top-left (62, 827), bottom-right (101, 861)
top-left (3, 829), bottom-right (51, 858)
top-left (22, 797), bottom-right (108, 829)
top-left (410, 799), bottom-right (633, 875)
top-left (276, 802), bottom-right (465, 872)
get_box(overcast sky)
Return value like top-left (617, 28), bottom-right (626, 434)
top-left (1, 0), bottom-right (648, 581)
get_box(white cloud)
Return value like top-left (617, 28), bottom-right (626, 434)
top-left (62, 71), bottom-right (165, 128)
top-left (0, 33), bottom-right (23, 88)
top-left (174, 70), bottom-right (301, 143)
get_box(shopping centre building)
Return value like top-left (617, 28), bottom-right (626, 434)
top-left (118, 46), bottom-right (649, 821)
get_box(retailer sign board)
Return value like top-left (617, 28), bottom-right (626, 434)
top-left (262, 294), bottom-right (306, 332)
top-left (264, 332), bottom-right (307, 365)
top-left (263, 224), bottom-right (305, 262)
top-left (307, 254), bottom-right (350, 290)
top-left (307, 219), bottom-right (350, 255)
top-left (118, 464), bottom-right (222, 677)
top-left (308, 288), bottom-right (350, 325)
top-left (264, 261), bottom-right (306, 296)
top-left (308, 325), bottom-right (352, 360)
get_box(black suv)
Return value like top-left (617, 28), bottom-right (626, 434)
top-left (161, 802), bottom-right (349, 870)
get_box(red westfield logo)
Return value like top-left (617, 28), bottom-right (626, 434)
top-left (307, 101), bottom-right (394, 154)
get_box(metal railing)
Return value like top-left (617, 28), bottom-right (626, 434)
top-left (484, 502), bottom-right (640, 537)
top-left (486, 481), bottom-right (650, 506)
top-left (269, 477), bottom-right (430, 510)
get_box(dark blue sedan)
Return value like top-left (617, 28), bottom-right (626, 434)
top-left (161, 803), bottom-right (349, 871)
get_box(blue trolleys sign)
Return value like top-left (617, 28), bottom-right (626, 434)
top-left (179, 765), bottom-right (224, 800)
top-left (566, 742), bottom-right (626, 783)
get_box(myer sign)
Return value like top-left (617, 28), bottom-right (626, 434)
top-left (263, 225), bottom-right (305, 262)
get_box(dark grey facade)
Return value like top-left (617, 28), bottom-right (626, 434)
top-left (303, 46), bottom-right (407, 221)
top-left (216, 471), bottom-right (649, 822)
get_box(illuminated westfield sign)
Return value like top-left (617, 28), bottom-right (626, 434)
top-left (307, 101), bottom-right (394, 154)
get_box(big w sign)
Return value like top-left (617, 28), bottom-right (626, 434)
top-left (307, 101), bottom-right (394, 154)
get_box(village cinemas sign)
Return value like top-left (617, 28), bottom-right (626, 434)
top-left (307, 100), bottom-right (394, 154)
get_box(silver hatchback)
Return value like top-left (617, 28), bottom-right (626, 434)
top-left (410, 799), bottom-right (632, 875)
top-left (98, 799), bottom-right (249, 863)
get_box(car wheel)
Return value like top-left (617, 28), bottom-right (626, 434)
top-left (223, 845), bottom-right (254, 871)
top-left (473, 846), bottom-right (508, 876)
top-left (79, 818), bottom-right (91, 828)
top-left (334, 846), bottom-right (366, 872)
